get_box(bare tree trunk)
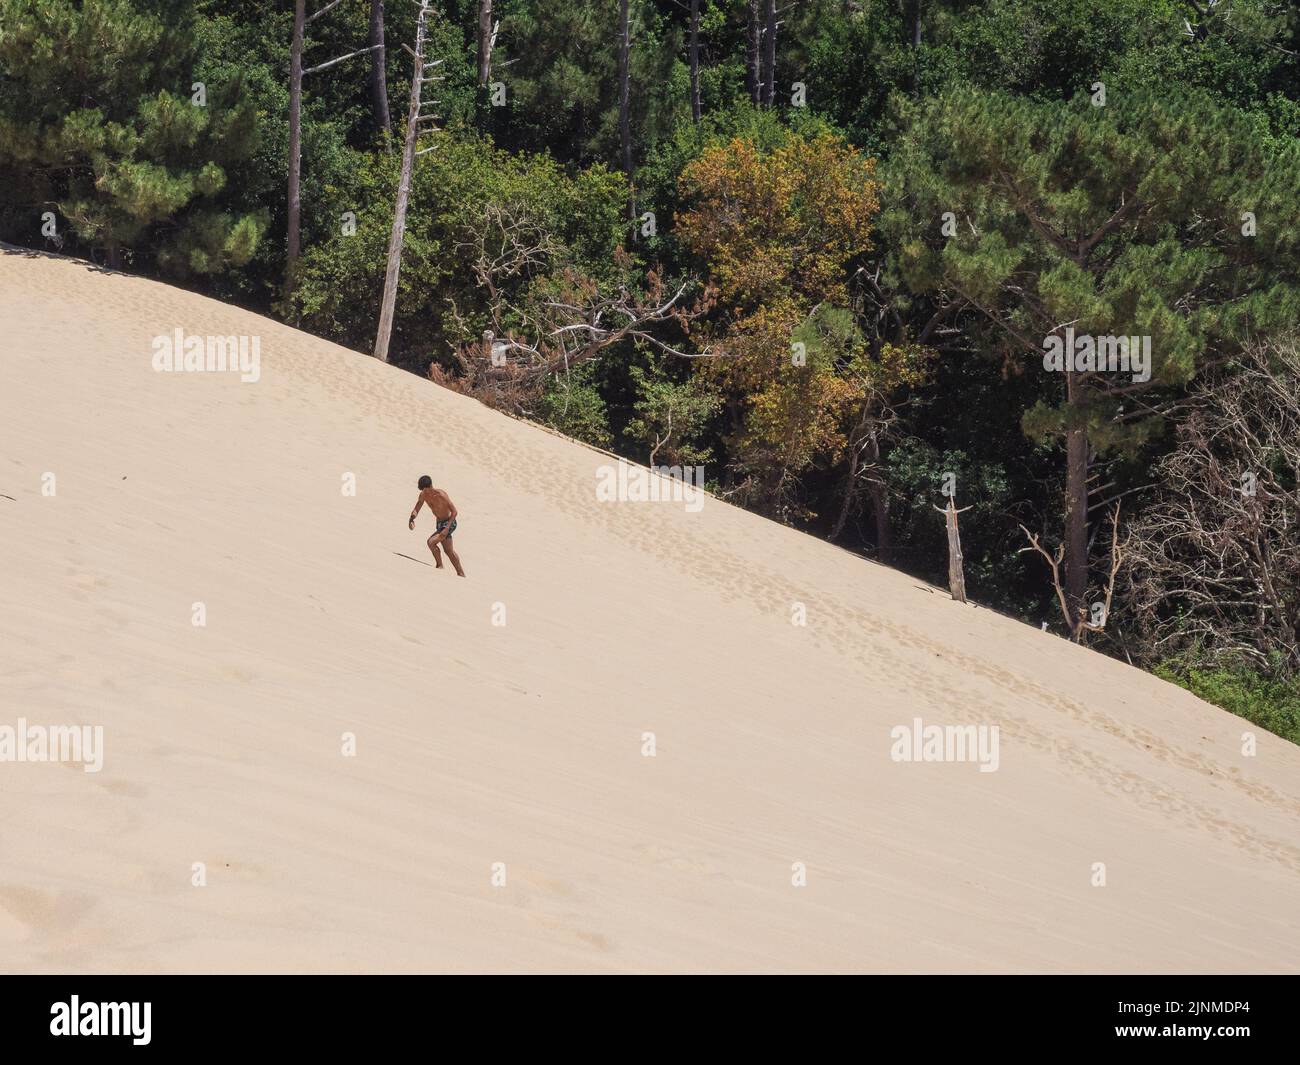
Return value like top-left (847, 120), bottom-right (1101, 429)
top-left (374, 2), bottom-right (432, 362)
top-left (688, 0), bottom-right (701, 123)
top-left (369, 0), bottom-right (391, 137)
top-left (943, 499), bottom-right (967, 603)
top-left (762, 0), bottom-right (777, 108)
top-left (830, 412), bottom-right (892, 560)
top-left (617, 0), bottom-right (632, 179)
top-left (829, 470), bottom-right (893, 560)
top-left (745, 1), bottom-right (761, 105)
top-left (829, 430), bottom-right (863, 544)
top-left (286, 0), bottom-right (305, 301)
top-left (477, 0), bottom-right (494, 87)
top-left (864, 434), bottom-right (891, 562)
top-left (1063, 372), bottom-right (1090, 628)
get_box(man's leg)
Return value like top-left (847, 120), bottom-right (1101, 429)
top-left (442, 534), bottom-right (465, 577)
top-left (426, 533), bottom-right (445, 568)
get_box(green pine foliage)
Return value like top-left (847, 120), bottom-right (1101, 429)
top-left (0, 0), bottom-right (265, 273)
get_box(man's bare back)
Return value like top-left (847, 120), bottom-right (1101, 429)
top-left (408, 475), bottom-right (465, 577)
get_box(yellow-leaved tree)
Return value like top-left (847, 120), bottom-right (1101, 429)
top-left (677, 132), bottom-right (929, 531)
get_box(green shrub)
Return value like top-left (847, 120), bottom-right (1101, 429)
top-left (1155, 659), bottom-right (1300, 746)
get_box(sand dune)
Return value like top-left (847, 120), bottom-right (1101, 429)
top-left (1, 246), bottom-right (1298, 973)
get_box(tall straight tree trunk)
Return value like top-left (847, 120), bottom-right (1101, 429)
top-left (617, 0), bottom-right (632, 180)
top-left (374, 2), bottom-right (431, 362)
top-left (763, 0), bottom-right (777, 108)
top-left (745, 1), bottom-right (761, 105)
top-left (286, 0), bottom-right (305, 300)
top-left (1063, 372), bottom-right (1090, 629)
top-left (688, 0), bottom-right (701, 122)
top-left (369, 0), bottom-right (391, 137)
top-left (866, 435), bottom-right (892, 562)
top-left (829, 445), bottom-right (862, 543)
top-left (477, 0), bottom-right (494, 87)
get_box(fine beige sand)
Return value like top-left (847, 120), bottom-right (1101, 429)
top-left (2, 246), bottom-right (1298, 973)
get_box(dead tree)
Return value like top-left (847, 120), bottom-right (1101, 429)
top-left (441, 202), bottom-right (716, 412)
top-left (1123, 338), bottom-right (1300, 672)
top-left (1020, 502), bottom-right (1124, 641)
top-left (477, 0), bottom-right (498, 86)
top-left (374, 0), bottom-right (443, 362)
top-left (933, 496), bottom-right (971, 603)
top-left (1076, 503), bottom-right (1123, 638)
top-left (287, 0), bottom-right (383, 302)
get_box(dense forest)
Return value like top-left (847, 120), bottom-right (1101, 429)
top-left (3, 0), bottom-right (1298, 739)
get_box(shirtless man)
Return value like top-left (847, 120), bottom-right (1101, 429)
top-left (408, 475), bottom-right (465, 576)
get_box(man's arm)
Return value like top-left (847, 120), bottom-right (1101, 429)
top-left (443, 492), bottom-right (457, 521)
top-left (408, 494), bottom-right (424, 530)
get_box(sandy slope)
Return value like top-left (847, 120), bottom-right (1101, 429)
top-left (1, 246), bottom-right (1297, 974)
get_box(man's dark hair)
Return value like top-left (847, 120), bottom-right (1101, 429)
top-left (417, 475), bottom-right (432, 490)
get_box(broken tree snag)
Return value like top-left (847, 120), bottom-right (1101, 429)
top-left (934, 497), bottom-right (972, 603)
top-left (373, 0), bottom-right (437, 362)
top-left (945, 499), bottom-right (967, 604)
top-left (1018, 525), bottom-right (1074, 638)
top-left (1019, 502), bottom-right (1124, 642)
top-left (1076, 502), bottom-right (1125, 639)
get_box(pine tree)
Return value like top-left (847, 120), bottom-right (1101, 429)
top-left (883, 84), bottom-right (1300, 630)
top-left (0, 0), bottom-right (264, 274)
